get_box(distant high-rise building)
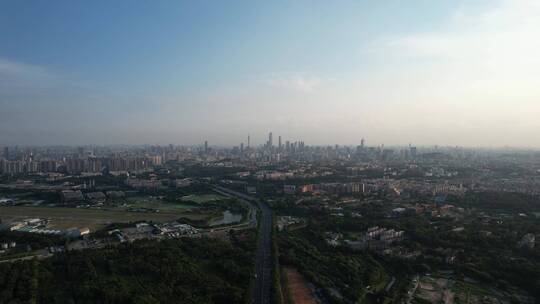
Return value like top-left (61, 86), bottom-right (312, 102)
top-left (66, 158), bottom-right (86, 174)
top-left (268, 132), bottom-right (273, 148)
top-left (3, 147), bottom-right (8, 160)
top-left (361, 138), bottom-right (365, 148)
top-left (240, 142), bottom-right (244, 153)
top-left (247, 135), bottom-right (250, 148)
top-left (278, 136), bottom-right (282, 151)
top-left (39, 160), bottom-right (57, 173)
top-left (204, 141), bottom-right (208, 153)
top-left (410, 146), bottom-right (417, 158)
top-left (382, 149), bottom-right (394, 161)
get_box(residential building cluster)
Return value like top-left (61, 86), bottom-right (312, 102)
top-left (346, 226), bottom-right (405, 251)
top-left (0, 154), bottom-right (161, 175)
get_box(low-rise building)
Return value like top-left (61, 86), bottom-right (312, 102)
top-left (61, 190), bottom-right (84, 203)
top-left (86, 191), bottom-right (106, 203)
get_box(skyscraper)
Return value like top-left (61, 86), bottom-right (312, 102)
top-left (77, 146), bottom-right (84, 157)
top-left (204, 141), bottom-right (208, 153)
top-left (361, 138), bottom-right (365, 148)
top-left (410, 146), bottom-right (417, 158)
top-left (247, 134), bottom-right (250, 148)
top-left (268, 132), bottom-right (273, 148)
top-left (278, 136), bottom-right (282, 151)
top-left (3, 147), bottom-right (8, 160)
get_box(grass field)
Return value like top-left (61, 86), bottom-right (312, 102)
top-left (125, 196), bottom-right (197, 211)
top-left (0, 206), bottom-right (208, 231)
top-left (180, 194), bottom-right (226, 204)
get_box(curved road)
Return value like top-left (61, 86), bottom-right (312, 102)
top-left (213, 186), bottom-right (273, 304)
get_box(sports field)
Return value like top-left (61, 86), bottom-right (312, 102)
top-left (283, 267), bottom-right (320, 304)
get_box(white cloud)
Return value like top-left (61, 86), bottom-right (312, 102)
top-left (0, 58), bottom-right (42, 75)
top-left (0, 57), bottom-right (62, 91)
top-left (385, 0), bottom-right (540, 96)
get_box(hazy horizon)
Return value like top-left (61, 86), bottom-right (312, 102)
top-left (3, 141), bottom-right (540, 152)
top-left (2, 0), bottom-right (540, 147)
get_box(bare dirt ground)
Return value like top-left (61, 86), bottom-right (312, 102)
top-left (284, 267), bottom-right (320, 304)
top-left (443, 289), bottom-right (455, 304)
top-left (416, 276), bottom-right (455, 304)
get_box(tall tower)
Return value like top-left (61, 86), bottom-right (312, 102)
top-left (361, 138), bottom-right (365, 148)
top-left (278, 136), bottom-right (282, 151)
top-left (247, 135), bottom-right (250, 148)
top-left (204, 141), bottom-right (208, 153)
top-left (268, 132), bottom-right (273, 148)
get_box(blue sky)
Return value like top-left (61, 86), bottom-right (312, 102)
top-left (1, 0), bottom-right (539, 147)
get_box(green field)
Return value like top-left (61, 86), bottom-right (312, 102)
top-left (125, 196), bottom-right (197, 211)
top-left (180, 194), bottom-right (226, 204)
top-left (0, 206), bottom-right (208, 231)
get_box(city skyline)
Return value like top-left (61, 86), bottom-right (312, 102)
top-left (2, 0), bottom-right (540, 147)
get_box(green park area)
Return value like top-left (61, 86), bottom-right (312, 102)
top-left (0, 193), bottom-right (244, 231)
top-left (0, 205), bottom-right (208, 231)
top-left (124, 196), bottom-right (197, 211)
top-left (180, 194), bottom-right (226, 204)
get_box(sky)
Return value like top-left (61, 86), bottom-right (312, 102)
top-left (1, 0), bottom-right (539, 147)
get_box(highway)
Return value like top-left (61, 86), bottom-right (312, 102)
top-left (213, 185), bottom-right (273, 304)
